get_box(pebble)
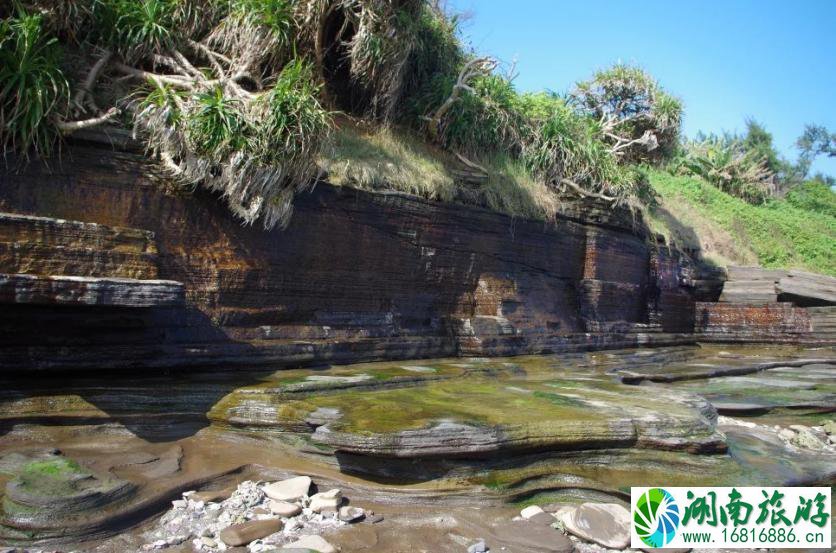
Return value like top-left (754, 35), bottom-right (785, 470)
top-left (338, 505), bottom-right (365, 522)
top-left (269, 499), bottom-right (302, 517)
top-left (519, 505), bottom-right (545, 519)
top-left (366, 513), bottom-right (384, 524)
top-left (192, 488), bottom-right (234, 503)
top-left (143, 479), bottom-right (347, 550)
top-left (263, 476), bottom-right (312, 502)
top-left (219, 518), bottom-right (283, 546)
top-left (283, 534), bottom-right (338, 553)
top-left (467, 538), bottom-right (488, 552)
top-left (166, 534), bottom-right (188, 545)
top-left (527, 511), bottom-right (557, 526)
top-left (778, 428), bottom-right (796, 440)
top-left (309, 489), bottom-right (342, 513)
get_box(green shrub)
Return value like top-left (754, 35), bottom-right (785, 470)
top-left (572, 64), bottom-right (682, 163)
top-left (784, 179), bottom-right (836, 218)
top-left (186, 86), bottom-right (251, 157)
top-left (92, 0), bottom-right (180, 61)
top-left (434, 72), bottom-right (524, 156)
top-left (520, 92), bottom-right (638, 200)
top-left (0, 7), bottom-right (69, 158)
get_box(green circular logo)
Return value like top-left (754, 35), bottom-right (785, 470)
top-left (634, 488), bottom-right (680, 547)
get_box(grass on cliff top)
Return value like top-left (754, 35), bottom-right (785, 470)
top-left (319, 121), bottom-right (560, 221)
top-left (645, 169), bottom-right (836, 275)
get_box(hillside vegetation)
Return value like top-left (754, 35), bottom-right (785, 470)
top-left (647, 172), bottom-right (835, 275)
top-left (1, 0), bottom-right (678, 227)
top-left (1, 0), bottom-right (833, 276)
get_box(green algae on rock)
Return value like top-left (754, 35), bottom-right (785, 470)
top-left (1, 451), bottom-right (135, 540)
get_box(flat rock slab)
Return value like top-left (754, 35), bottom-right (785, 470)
top-left (560, 502), bottom-right (630, 549)
top-left (489, 520), bottom-right (574, 553)
top-left (0, 273), bottom-right (184, 307)
top-left (220, 518), bottom-right (283, 546)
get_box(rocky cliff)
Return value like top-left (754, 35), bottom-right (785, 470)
top-left (0, 138), bottom-right (823, 373)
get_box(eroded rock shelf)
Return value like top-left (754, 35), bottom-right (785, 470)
top-left (0, 345), bottom-right (833, 548)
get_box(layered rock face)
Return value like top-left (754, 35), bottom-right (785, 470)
top-left (697, 266), bottom-right (836, 343)
top-left (0, 142), bottom-right (718, 372)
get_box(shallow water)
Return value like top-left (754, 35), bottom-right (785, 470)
top-left (0, 343), bottom-right (833, 548)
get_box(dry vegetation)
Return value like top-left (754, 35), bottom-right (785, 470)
top-left (321, 120), bottom-right (561, 220)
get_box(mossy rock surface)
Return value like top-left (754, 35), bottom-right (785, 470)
top-left (1, 453), bottom-right (135, 527)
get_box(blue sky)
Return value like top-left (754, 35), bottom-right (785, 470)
top-left (446, 0), bottom-right (836, 176)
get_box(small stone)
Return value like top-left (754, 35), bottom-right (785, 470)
top-left (192, 488), bottom-right (234, 503)
top-left (822, 420), bottom-right (836, 435)
top-left (269, 499), bottom-right (302, 517)
top-left (366, 514), bottom-right (384, 524)
top-left (219, 518), bottom-right (283, 546)
top-left (527, 511), bottom-right (557, 526)
top-left (309, 489), bottom-right (342, 513)
top-left (263, 476), bottom-right (312, 502)
top-left (519, 505), bottom-right (545, 519)
top-left (791, 427), bottom-right (827, 450)
top-left (467, 538), bottom-right (488, 553)
top-left (284, 518), bottom-right (303, 532)
top-left (316, 488), bottom-right (342, 499)
top-left (778, 428), bottom-right (796, 441)
top-left (200, 536), bottom-right (217, 548)
top-left (283, 534), bottom-right (338, 553)
top-left (172, 499), bottom-right (187, 509)
top-left (166, 534), bottom-right (188, 545)
top-left (338, 505), bottom-right (365, 522)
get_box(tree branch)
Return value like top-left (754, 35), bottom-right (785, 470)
top-left (426, 57), bottom-right (497, 142)
top-left (73, 50), bottom-right (112, 113)
top-left (56, 107), bottom-right (121, 133)
top-left (115, 62), bottom-right (196, 90)
top-left (560, 178), bottom-right (615, 202)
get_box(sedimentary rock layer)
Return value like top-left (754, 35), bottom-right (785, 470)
top-left (0, 273), bottom-right (184, 307)
top-left (0, 142), bottom-right (715, 371)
